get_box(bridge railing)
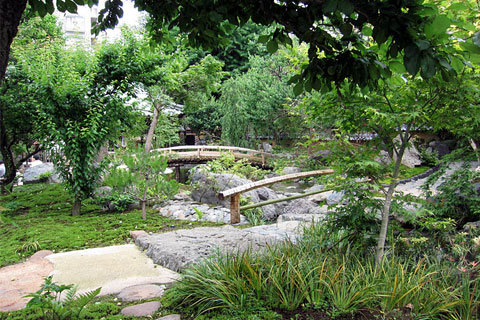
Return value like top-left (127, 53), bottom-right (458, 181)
top-left (151, 145), bottom-right (275, 165)
top-left (218, 169), bottom-right (335, 223)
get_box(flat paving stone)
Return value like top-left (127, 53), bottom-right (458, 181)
top-left (46, 244), bottom-right (178, 296)
top-left (118, 284), bottom-right (164, 302)
top-left (121, 301), bottom-right (161, 317)
top-left (157, 314), bottom-right (181, 320)
top-left (0, 250), bottom-right (53, 312)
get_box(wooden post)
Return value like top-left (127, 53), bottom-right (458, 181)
top-left (175, 166), bottom-right (181, 182)
top-left (197, 147), bottom-right (201, 158)
top-left (230, 194), bottom-right (241, 224)
top-left (261, 154), bottom-right (265, 166)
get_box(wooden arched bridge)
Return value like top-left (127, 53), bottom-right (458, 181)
top-left (151, 145), bottom-right (274, 168)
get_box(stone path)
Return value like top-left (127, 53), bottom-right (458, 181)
top-left (0, 221), bottom-right (305, 317)
top-left (396, 161), bottom-right (477, 197)
top-left (0, 250), bottom-right (53, 312)
top-left (46, 244), bottom-right (178, 296)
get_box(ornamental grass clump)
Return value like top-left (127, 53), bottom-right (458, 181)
top-left (163, 223), bottom-right (480, 319)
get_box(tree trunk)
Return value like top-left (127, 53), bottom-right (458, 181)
top-left (72, 196), bottom-right (82, 216)
top-left (375, 133), bottom-right (408, 266)
top-left (141, 173), bottom-right (149, 220)
top-left (0, 108), bottom-right (15, 192)
top-left (0, 0), bottom-right (27, 85)
top-left (145, 103), bottom-right (161, 153)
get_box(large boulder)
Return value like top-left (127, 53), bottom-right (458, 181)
top-left (393, 137), bottom-right (422, 168)
top-left (23, 163), bottom-right (61, 184)
top-left (283, 198), bottom-right (325, 215)
top-left (190, 165), bottom-right (283, 220)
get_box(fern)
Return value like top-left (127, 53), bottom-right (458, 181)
top-left (25, 277), bottom-right (101, 319)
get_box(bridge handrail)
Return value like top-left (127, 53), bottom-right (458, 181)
top-left (151, 145), bottom-right (275, 157)
top-left (218, 169), bottom-right (335, 224)
top-left (219, 169), bottom-right (334, 200)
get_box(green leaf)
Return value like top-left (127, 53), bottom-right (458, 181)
top-left (425, 15), bottom-right (451, 38)
top-left (65, 0), bottom-right (78, 13)
top-left (389, 61), bottom-right (405, 74)
top-left (372, 27), bottom-right (386, 44)
top-left (293, 82), bottom-right (303, 96)
top-left (338, 0), bottom-right (354, 15)
top-left (437, 57), bottom-right (452, 71)
top-left (404, 54), bottom-right (420, 75)
top-left (257, 35), bottom-right (269, 43)
top-left (266, 40), bottom-right (278, 54)
top-left (460, 42), bottom-right (480, 55)
top-left (361, 25), bottom-right (372, 37)
top-left (322, 0), bottom-right (337, 13)
top-left (415, 40), bottom-right (430, 51)
top-left (420, 55), bottom-right (436, 78)
top-left (340, 23), bottom-right (353, 37)
top-left (448, 2), bottom-right (468, 11)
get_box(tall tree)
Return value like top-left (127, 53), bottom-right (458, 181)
top-left (26, 42), bottom-right (132, 215)
top-left (0, 14), bottom-right (63, 191)
top-left (3, 0), bottom-right (479, 89)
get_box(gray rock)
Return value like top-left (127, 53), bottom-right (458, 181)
top-left (121, 301), bottom-right (161, 317)
top-left (118, 284), bottom-right (164, 302)
top-left (304, 184), bottom-right (324, 193)
top-left (393, 137), bottom-right (421, 168)
top-left (282, 167), bottom-right (301, 175)
top-left (375, 150), bottom-right (392, 165)
top-left (23, 163), bottom-right (61, 184)
top-left (326, 191), bottom-right (345, 205)
top-left (157, 315), bottom-right (181, 320)
top-left (261, 142), bottom-right (273, 153)
top-left (94, 186), bottom-right (113, 198)
top-left (136, 226), bottom-right (291, 271)
top-left (284, 198), bottom-right (324, 215)
top-left (463, 221), bottom-right (480, 231)
top-left (277, 213), bottom-right (327, 223)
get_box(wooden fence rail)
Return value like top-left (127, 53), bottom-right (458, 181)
top-left (218, 169), bottom-right (334, 223)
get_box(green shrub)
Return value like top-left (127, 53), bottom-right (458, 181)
top-left (208, 153), bottom-right (269, 181)
top-left (97, 192), bottom-right (136, 212)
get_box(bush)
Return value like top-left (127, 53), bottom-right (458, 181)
top-left (96, 192), bottom-right (136, 212)
top-left (208, 153), bottom-right (269, 181)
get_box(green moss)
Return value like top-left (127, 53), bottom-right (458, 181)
top-left (0, 183), bottom-right (219, 267)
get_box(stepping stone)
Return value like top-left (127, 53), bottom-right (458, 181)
top-left (118, 284), bottom-right (164, 302)
top-left (130, 230), bottom-right (147, 239)
top-left (157, 315), bottom-right (181, 320)
top-left (0, 250), bottom-right (54, 312)
top-left (121, 301), bottom-right (161, 317)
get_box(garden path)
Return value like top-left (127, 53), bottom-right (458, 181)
top-left (0, 221), bottom-right (305, 313)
